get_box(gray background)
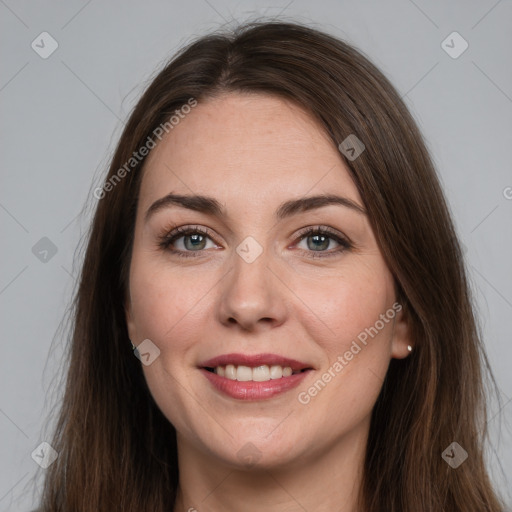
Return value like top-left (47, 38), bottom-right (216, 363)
top-left (1, 0), bottom-right (511, 510)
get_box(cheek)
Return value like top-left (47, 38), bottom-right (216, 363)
top-left (318, 271), bottom-right (395, 399)
top-left (291, 260), bottom-right (395, 413)
top-left (128, 260), bottom-right (215, 433)
top-left (296, 260), bottom-right (395, 356)
top-left (128, 256), bottom-right (213, 346)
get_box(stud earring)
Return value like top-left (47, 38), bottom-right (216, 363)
top-left (407, 345), bottom-right (413, 352)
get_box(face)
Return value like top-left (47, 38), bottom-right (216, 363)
top-left (125, 92), bottom-right (410, 469)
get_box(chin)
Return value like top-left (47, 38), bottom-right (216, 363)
top-left (194, 426), bottom-right (310, 471)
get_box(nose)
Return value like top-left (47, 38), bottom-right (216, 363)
top-left (216, 245), bottom-right (288, 332)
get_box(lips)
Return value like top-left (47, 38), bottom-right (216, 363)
top-left (198, 353), bottom-right (314, 400)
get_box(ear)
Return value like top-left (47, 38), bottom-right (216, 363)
top-left (390, 302), bottom-right (413, 359)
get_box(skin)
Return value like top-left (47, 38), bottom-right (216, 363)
top-left (125, 92), bottom-right (412, 512)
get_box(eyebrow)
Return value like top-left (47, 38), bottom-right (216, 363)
top-left (145, 192), bottom-right (367, 223)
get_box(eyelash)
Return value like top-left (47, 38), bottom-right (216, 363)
top-left (157, 225), bottom-right (352, 259)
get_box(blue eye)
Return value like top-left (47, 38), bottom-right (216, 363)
top-left (158, 225), bottom-right (351, 259)
top-left (158, 226), bottom-right (216, 258)
top-left (294, 227), bottom-right (351, 259)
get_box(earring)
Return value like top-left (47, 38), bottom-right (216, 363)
top-left (407, 345), bottom-right (412, 352)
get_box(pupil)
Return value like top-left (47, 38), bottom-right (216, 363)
top-left (185, 234), bottom-right (206, 250)
top-left (308, 234), bottom-right (328, 251)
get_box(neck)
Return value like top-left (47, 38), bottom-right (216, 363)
top-left (173, 420), bottom-right (368, 512)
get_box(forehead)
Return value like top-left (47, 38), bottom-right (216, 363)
top-left (139, 92), bottom-right (361, 213)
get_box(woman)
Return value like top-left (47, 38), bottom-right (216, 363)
top-left (36, 20), bottom-right (505, 511)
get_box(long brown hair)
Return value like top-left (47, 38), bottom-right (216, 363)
top-left (36, 19), bottom-right (505, 511)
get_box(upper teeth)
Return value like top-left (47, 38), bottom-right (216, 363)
top-left (215, 364), bottom-right (294, 381)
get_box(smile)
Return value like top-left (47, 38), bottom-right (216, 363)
top-left (199, 353), bottom-right (313, 400)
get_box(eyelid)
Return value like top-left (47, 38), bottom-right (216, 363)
top-left (293, 224), bottom-right (350, 243)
